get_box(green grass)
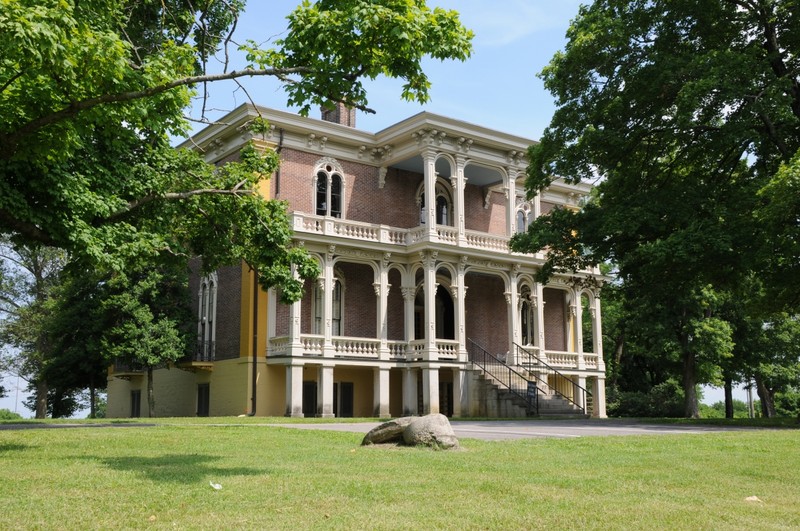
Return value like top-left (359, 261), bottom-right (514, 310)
top-left (0, 421), bottom-right (798, 529)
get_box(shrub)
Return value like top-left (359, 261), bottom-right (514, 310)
top-left (0, 408), bottom-right (23, 420)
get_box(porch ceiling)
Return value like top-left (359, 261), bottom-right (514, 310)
top-left (390, 156), bottom-right (504, 188)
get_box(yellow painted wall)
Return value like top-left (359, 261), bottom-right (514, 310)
top-left (334, 367), bottom-right (375, 418)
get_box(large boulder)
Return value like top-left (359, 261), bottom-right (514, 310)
top-left (402, 414), bottom-right (459, 450)
top-left (361, 417), bottom-right (413, 445)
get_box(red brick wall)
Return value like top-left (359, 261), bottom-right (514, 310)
top-left (543, 287), bottom-right (567, 351)
top-left (464, 185), bottom-right (507, 236)
top-left (189, 260), bottom-right (242, 360)
top-left (338, 262), bottom-right (376, 337)
top-left (273, 149), bottom-right (422, 228)
top-left (464, 273), bottom-right (508, 355)
top-left (215, 265), bottom-right (243, 359)
top-left (387, 268), bottom-right (405, 340)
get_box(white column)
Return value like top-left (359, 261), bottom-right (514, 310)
top-left (422, 367), bottom-right (440, 414)
top-left (402, 367), bottom-right (418, 416)
top-left (285, 363), bottom-right (304, 417)
top-left (576, 376), bottom-right (587, 410)
top-left (422, 251), bottom-right (438, 361)
top-left (267, 287), bottom-right (277, 337)
top-left (455, 156), bottom-right (467, 245)
top-left (534, 282), bottom-right (546, 362)
top-left (592, 377), bottom-right (607, 418)
top-left (376, 255), bottom-right (390, 361)
top-left (402, 285), bottom-right (416, 344)
top-left (322, 248), bottom-right (335, 357)
top-left (506, 168), bottom-right (518, 237)
top-left (507, 268), bottom-right (519, 365)
top-left (422, 149), bottom-right (438, 236)
top-left (288, 267), bottom-right (303, 357)
top-left (317, 365), bottom-right (334, 418)
top-left (373, 367), bottom-right (390, 417)
top-left (593, 294), bottom-right (605, 371)
top-left (575, 291), bottom-right (586, 370)
top-left (453, 367), bottom-right (468, 418)
top-left (455, 258), bottom-right (468, 363)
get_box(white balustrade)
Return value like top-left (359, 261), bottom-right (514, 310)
top-left (436, 340), bottom-right (459, 360)
top-left (544, 350), bottom-right (579, 367)
top-left (268, 336), bottom-right (289, 356)
top-left (301, 335), bottom-right (325, 355)
top-left (291, 213), bottom-right (518, 254)
top-left (332, 337), bottom-right (380, 358)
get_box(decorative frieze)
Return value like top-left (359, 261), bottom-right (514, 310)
top-left (371, 145), bottom-right (393, 162)
top-left (456, 137), bottom-right (473, 153)
top-left (412, 128), bottom-right (447, 146)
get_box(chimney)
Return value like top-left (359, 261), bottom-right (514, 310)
top-left (321, 102), bottom-right (356, 127)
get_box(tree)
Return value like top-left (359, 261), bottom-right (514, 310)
top-left (0, 238), bottom-right (66, 418)
top-left (511, 0), bottom-right (799, 417)
top-left (97, 261), bottom-right (194, 418)
top-left (0, 1), bottom-right (473, 298)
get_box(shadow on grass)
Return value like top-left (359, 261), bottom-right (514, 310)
top-left (0, 443), bottom-right (30, 454)
top-left (95, 453), bottom-right (266, 484)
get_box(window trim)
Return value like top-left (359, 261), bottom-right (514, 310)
top-left (313, 157), bottom-right (346, 218)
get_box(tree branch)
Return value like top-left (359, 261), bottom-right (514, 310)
top-left (7, 67), bottom-right (314, 145)
top-left (0, 208), bottom-right (58, 247)
top-left (106, 187), bottom-right (255, 223)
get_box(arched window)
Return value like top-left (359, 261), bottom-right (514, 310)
top-left (516, 200), bottom-right (533, 234)
top-left (314, 159), bottom-right (345, 218)
top-left (418, 179), bottom-right (453, 226)
top-left (197, 273), bottom-right (217, 360)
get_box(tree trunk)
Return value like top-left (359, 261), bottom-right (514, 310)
top-left (682, 347), bottom-right (699, 419)
top-left (147, 366), bottom-right (155, 418)
top-left (608, 332), bottom-right (625, 388)
top-left (35, 379), bottom-right (48, 419)
top-left (724, 378), bottom-right (734, 419)
top-left (754, 375), bottom-right (776, 418)
top-left (89, 383), bottom-right (96, 419)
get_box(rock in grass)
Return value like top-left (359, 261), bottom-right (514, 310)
top-left (403, 414), bottom-right (459, 450)
top-left (361, 417), bottom-right (413, 445)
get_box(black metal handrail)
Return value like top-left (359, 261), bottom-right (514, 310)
top-left (178, 341), bottom-right (216, 363)
top-left (467, 338), bottom-right (541, 416)
top-left (513, 343), bottom-right (591, 415)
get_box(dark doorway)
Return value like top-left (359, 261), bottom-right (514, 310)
top-left (439, 381), bottom-right (454, 417)
top-left (197, 383), bottom-right (210, 417)
top-left (130, 390), bottom-right (141, 418)
top-left (334, 382), bottom-right (354, 417)
top-left (302, 381), bottom-right (317, 418)
top-left (435, 288), bottom-right (455, 339)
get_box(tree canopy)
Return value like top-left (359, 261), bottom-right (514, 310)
top-left (511, 0), bottom-right (800, 417)
top-left (0, 0), bottom-right (473, 300)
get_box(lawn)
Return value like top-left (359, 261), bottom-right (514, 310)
top-left (0, 419), bottom-right (798, 529)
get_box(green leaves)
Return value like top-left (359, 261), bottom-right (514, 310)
top-left (269, 0), bottom-right (473, 114)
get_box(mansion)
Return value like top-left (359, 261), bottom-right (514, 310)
top-left (106, 103), bottom-right (607, 419)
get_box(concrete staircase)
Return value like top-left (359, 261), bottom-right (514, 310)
top-left (470, 371), bottom-right (587, 418)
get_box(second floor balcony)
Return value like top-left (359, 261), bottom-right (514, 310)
top-left (293, 213), bottom-right (520, 255)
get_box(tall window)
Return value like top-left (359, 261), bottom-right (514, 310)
top-left (520, 286), bottom-right (535, 345)
top-left (197, 273), bottom-right (217, 360)
top-left (516, 200), bottom-right (533, 234)
top-left (419, 180), bottom-right (452, 226)
top-left (315, 160), bottom-right (344, 218)
top-left (313, 276), bottom-right (343, 336)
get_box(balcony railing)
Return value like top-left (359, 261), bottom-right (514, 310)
top-left (268, 335), bottom-right (462, 361)
top-left (293, 213), bottom-right (514, 254)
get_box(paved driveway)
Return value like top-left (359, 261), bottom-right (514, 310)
top-left (274, 419), bottom-right (757, 440)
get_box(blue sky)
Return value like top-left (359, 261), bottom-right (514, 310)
top-left (0, 1), bottom-right (745, 416)
top-left (189, 0), bottom-right (585, 139)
